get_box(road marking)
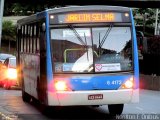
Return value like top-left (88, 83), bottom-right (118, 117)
top-left (136, 107), bottom-right (143, 111)
top-left (0, 111), bottom-right (17, 120)
top-left (0, 112), bottom-right (11, 120)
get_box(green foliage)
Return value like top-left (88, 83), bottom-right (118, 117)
top-left (133, 8), bottom-right (157, 27)
top-left (133, 8), bottom-right (160, 35)
top-left (4, 2), bottom-right (62, 16)
top-left (2, 20), bottom-right (16, 41)
top-left (11, 3), bottom-right (24, 16)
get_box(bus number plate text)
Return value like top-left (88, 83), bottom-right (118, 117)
top-left (88, 94), bottom-right (103, 100)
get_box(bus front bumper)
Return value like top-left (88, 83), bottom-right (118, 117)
top-left (47, 89), bottom-right (139, 106)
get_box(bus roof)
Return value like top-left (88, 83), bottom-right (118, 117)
top-left (17, 5), bottom-right (130, 25)
top-left (47, 5), bottom-right (130, 14)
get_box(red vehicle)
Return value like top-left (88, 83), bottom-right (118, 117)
top-left (0, 57), bottom-right (17, 89)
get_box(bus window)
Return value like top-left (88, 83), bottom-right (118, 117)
top-left (51, 28), bottom-right (93, 73)
top-left (21, 26), bottom-right (24, 52)
top-left (33, 25), bottom-right (36, 53)
top-left (28, 25), bottom-right (30, 53)
top-left (92, 27), bottom-right (132, 72)
top-left (30, 25), bottom-right (33, 53)
top-left (36, 24), bottom-right (40, 53)
top-left (24, 25), bottom-right (27, 52)
top-left (50, 26), bottom-right (133, 73)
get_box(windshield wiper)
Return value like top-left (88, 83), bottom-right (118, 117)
top-left (98, 24), bottom-right (113, 55)
top-left (68, 25), bottom-right (87, 47)
top-left (68, 25), bottom-right (89, 61)
top-left (98, 32), bottom-right (101, 55)
top-left (84, 32), bottom-right (89, 61)
top-left (100, 24), bottom-right (113, 48)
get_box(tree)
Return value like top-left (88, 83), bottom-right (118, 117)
top-left (4, 2), bottom-right (63, 16)
top-left (11, 3), bottom-right (24, 16)
top-left (2, 20), bottom-right (16, 52)
top-left (133, 8), bottom-right (160, 36)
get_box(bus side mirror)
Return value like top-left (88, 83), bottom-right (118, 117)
top-left (42, 23), bottom-right (46, 32)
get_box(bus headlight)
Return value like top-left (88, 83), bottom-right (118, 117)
top-left (120, 77), bottom-right (134, 89)
top-left (54, 80), bottom-right (71, 91)
top-left (7, 68), bottom-right (17, 79)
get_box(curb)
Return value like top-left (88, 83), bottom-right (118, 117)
top-left (11, 86), bottom-right (21, 90)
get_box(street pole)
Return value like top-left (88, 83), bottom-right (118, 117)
top-left (154, 9), bottom-right (158, 35)
top-left (0, 0), bottom-right (4, 51)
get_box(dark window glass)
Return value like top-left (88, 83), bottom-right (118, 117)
top-left (9, 59), bottom-right (16, 68)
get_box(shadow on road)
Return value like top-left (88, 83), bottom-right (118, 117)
top-left (18, 99), bottom-right (117, 120)
top-left (43, 106), bottom-right (113, 119)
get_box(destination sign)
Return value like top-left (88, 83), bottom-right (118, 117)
top-left (49, 12), bottom-right (130, 24)
top-left (65, 13), bottom-right (115, 23)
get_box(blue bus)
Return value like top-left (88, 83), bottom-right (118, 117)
top-left (16, 5), bottom-right (139, 115)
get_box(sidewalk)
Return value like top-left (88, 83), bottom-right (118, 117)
top-left (140, 74), bottom-right (160, 91)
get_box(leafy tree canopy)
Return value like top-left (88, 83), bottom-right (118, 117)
top-left (133, 8), bottom-right (160, 35)
top-left (133, 8), bottom-right (160, 27)
top-left (2, 20), bottom-right (16, 41)
top-left (4, 2), bottom-right (62, 16)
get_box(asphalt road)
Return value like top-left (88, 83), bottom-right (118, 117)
top-left (0, 88), bottom-right (160, 120)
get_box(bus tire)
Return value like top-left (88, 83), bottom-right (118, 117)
top-left (22, 76), bottom-right (31, 102)
top-left (108, 104), bottom-right (124, 116)
top-left (22, 90), bottom-right (31, 102)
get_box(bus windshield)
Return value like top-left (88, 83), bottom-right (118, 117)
top-left (50, 25), bottom-right (133, 73)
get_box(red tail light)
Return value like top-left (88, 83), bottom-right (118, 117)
top-left (139, 45), bottom-right (143, 51)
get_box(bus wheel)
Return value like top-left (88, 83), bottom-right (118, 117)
top-left (108, 104), bottom-right (124, 116)
top-left (22, 90), bottom-right (31, 102)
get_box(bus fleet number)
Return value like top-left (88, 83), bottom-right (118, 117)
top-left (107, 80), bottom-right (122, 85)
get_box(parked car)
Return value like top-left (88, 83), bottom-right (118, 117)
top-left (0, 53), bottom-right (15, 63)
top-left (0, 61), bottom-right (4, 86)
top-left (0, 57), bottom-right (17, 89)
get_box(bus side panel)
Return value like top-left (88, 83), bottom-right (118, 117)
top-left (39, 26), bottom-right (48, 104)
top-left (21, 53), bottom-right (31, 95)
top-left (130, 9), bottom-right (139, 103)
top-left (46, 13), bottom-right (53, 83)
top-left (23, 53), bottom-right (39, 99)
top-left (30, 54), bottom-right (40, 99)
top-left (45, 13), bottom-right (55, 103)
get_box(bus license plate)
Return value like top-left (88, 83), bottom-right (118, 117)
top-left (88, 94), bottom-right (103, 100)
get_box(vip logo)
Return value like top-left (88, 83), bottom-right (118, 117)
top-left (95, 64), bottom-right (102, 71)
